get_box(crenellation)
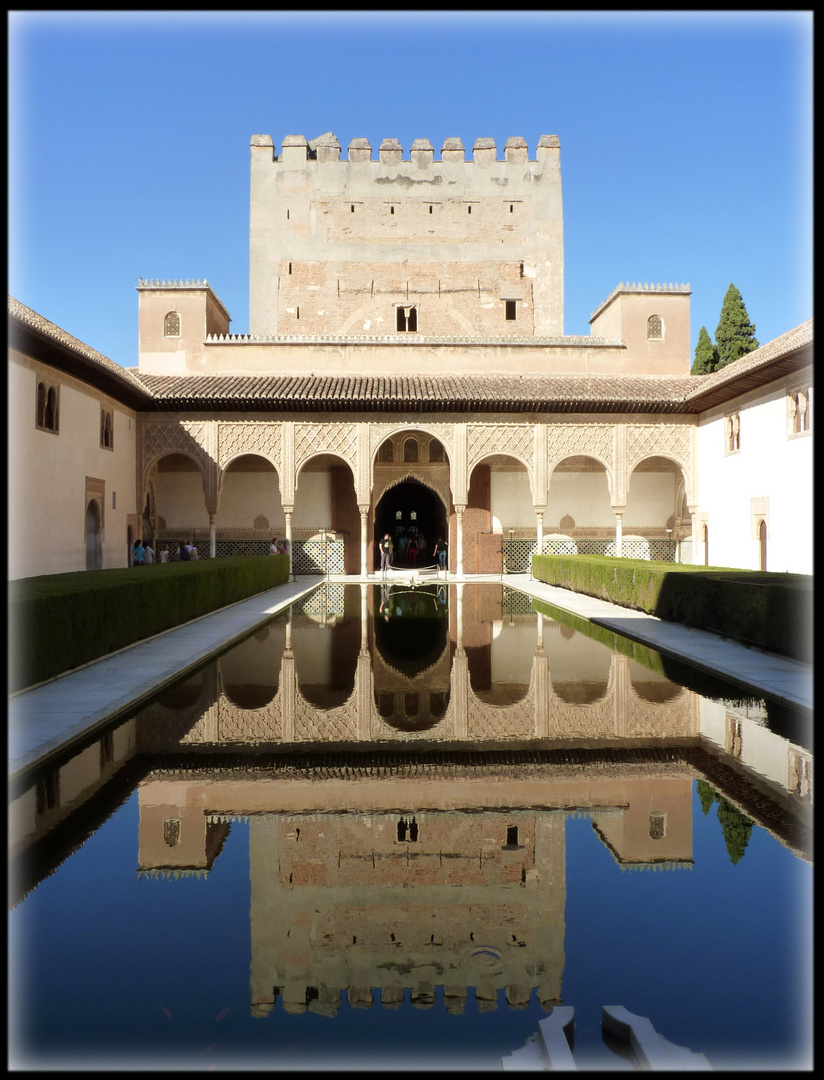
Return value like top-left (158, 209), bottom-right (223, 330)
top-left (379, 138), bottom-right (403, 165)
top-left (473, 137), bottom-right (496, 167)
top-left (505, 136), bottom-right (528, 165)
top-left (441, 136), bottom-right (466, 163)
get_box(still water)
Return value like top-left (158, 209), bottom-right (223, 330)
top-left (9, 583), bottom-right (812, 1070)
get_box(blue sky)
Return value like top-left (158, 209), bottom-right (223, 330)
top-left (9, 11), bottom-right (812, 370)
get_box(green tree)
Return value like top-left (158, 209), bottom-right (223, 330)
top-left (715, 795), bottom-right (754, 865)
top-left (696, 779), bottom-right (716, 815)
top-left (714, 283), bottom-right (759, 369)
top-left (691, 325), bottom-right (718, 375)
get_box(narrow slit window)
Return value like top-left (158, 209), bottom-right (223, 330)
top-left (505, 300), bottom-right (517, 321)
top-left (350, 204), bottom-right (355, 212)
top-left (429, 204), bottom-right (433, 214)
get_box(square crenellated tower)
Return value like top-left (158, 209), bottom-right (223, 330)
top-left (249, 133), bottom-right (564, 339)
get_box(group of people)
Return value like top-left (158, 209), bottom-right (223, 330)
top-left (379, 532), bottom-right (448, 574)
top-left (269, 538), bottom-right (287, 555)
top-left (132, 540), bottom-right (196, 565)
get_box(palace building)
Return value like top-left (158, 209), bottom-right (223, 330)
top-left (8, 132), bottom-right (813, 580)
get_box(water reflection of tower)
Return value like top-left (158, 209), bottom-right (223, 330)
top-left (248, 807), bottom-right (566, 1017)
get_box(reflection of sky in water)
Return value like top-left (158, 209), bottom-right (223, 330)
top-left (8, 584), bottom-right (812, 1070)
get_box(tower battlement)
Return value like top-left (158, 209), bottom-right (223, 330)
top-left (249, 131), bottom-right (564, 339)
top-left (250, 132), bottom-right (560, 166)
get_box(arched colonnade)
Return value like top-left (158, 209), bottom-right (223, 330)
top-left (137, 417), bottom-right (697, 573)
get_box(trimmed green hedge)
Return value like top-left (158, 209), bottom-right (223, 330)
top-left (531, 554), bottom-right (811, 664)
top-left (9, 555), bottom-right (290, 692)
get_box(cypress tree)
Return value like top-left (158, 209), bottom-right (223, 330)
top-left (691, 325), bottom-right (718, 375)
top-left (715, 283), bottom-right (759, 369)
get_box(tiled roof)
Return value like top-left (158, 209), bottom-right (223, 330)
top-left (681, 320), bottom-right (812, 410)
top-left (134, 371), bottom-right (700, 413)
top-left (8, 296), bottom-right (153, 408)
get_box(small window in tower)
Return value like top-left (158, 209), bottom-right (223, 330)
top-left (296, 306), bottom-right (300, 320)
top-left (397, 306), bottom-right (418, 332)
top-left (164, 312), bottom-right (180, 337)
top-left (510, 204), bottom-right (514, 213)
top-left (286, 209), bottom-right (290, 220)
top-left (647, 315), bottom-right (663, 340)
top-left (506, 825), bottom-right (519, 847)
top-left (429, 205), bottom-right (433, 214)
top-left (467, 205), bottom-right (472, 214)
top-left (288, 262), bottom-right (292, 274)
top-left (351, 204), bottom-right (355, 212)
top-left (390, 205), bottom-right (395, 215)
top-left (505, 300), bottom-right (517, 321)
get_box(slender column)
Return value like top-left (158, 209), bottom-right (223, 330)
top-left (455, 506), bottom-right (465, 577)
top-left (688, 505), bottom-right (699, 566)
top-left (284, 508), bottom-right (294, 580)
top-left (208, 512), bottom-right (216, 559)
top-left (360, 583), bottom-right (368, 648)
top-left (535, 508), bottom-right (545, 560)
top-left (456, 582), bottom-right (464, 649)
top-left (359, 506), bottom-right (369, 577)
top-left (614, 510), bottom-right (623, 558)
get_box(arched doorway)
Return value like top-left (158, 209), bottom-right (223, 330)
top-left (373, 479), bottom-right (447, 570)
top-left (85, 499), bottom-right (102, 570)
top-left (759, 519), bottom-right (767, 571)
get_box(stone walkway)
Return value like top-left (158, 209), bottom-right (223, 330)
top-left (8, 572), bottom-right (811, 783)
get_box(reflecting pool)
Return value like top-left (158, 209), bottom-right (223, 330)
top-left (8, 583), bottom-right (813, 1070)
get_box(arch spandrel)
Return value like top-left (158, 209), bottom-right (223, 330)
top-left (294, 422), bottom-right (359, 474)
top-left (626, 424), bottom-right (693, 501)
top-left (467, 423), bottom-right (536, 484)
top-left (218, 423), bottom-right (282, 474)
top-left (140, 420), bottom-right (216, 508)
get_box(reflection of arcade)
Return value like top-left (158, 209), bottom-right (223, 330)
top-left (134, 762), bottom-right (696, 1017)
top-left (132, 583), bottom-right (704, 751)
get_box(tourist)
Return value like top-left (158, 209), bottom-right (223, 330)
top-left (398, 532), bottom-right (408, 565)
top-left (143, 542), bottom-right (155, 565)
top-left (188, 541), bottom-right (199, 560)
top-left (269, 538), bottom-right (278, 554)
top-left (178, 541), bottom-right (190, 561)
top-left (159, 545), bottom-right (170, 564)
top-left (380, 532), bottom-right (393, 574)
top-left (407, 536), bottom-right (418, 568)
top-left (434, 537), bottom-right (448, 573)
top-left (132, 539), bottom-right (144, 566)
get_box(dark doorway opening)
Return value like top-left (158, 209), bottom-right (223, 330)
top-left (374, 479), bottom-right (447, 570)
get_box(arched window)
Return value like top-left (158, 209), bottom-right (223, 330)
top-left (45, 387), bottom-right (58, 432)
top-left (428, 439), bottom-right (444, 462)
top-left (100, 409), bottom-right (114, 449)
top-left (647, 315), bottom-right (663, 340)
top-left (378, 440), bottom-right (394, 462)
top-left (403, 438), bottom-right (419, 462)
top-left (164, 311), bottom-right (181, 337)
top-left (36, 382), bottom-right (47, 428)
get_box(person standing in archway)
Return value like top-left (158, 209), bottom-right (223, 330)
top-left (380, 532), bottom-right (393, 575)
top-left (433, 536), bottom-right (448, 574)
top-left (407, 535), bottom-right (418, 568)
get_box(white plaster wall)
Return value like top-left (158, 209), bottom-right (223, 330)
top-left (59, 744), bottom-right (101, 803)
top-left (695, 376), bottom-right (812, 572)
top-left (9, 351), bottom-right (138, 578)
top-left (294, 471), bottom-right (333, 529)
top-left (624, 472), bottom-right (677, 526)
top-left (546, 471), bottom-right (613, 527)
top-left (217, 471), bottom-right (283, 528)
top-left (489, 470), bottom-right (534, 529)
top-left (156, 472), bottom-right (210, 529)
top-left (699, 699), bottom-right (804, 797)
